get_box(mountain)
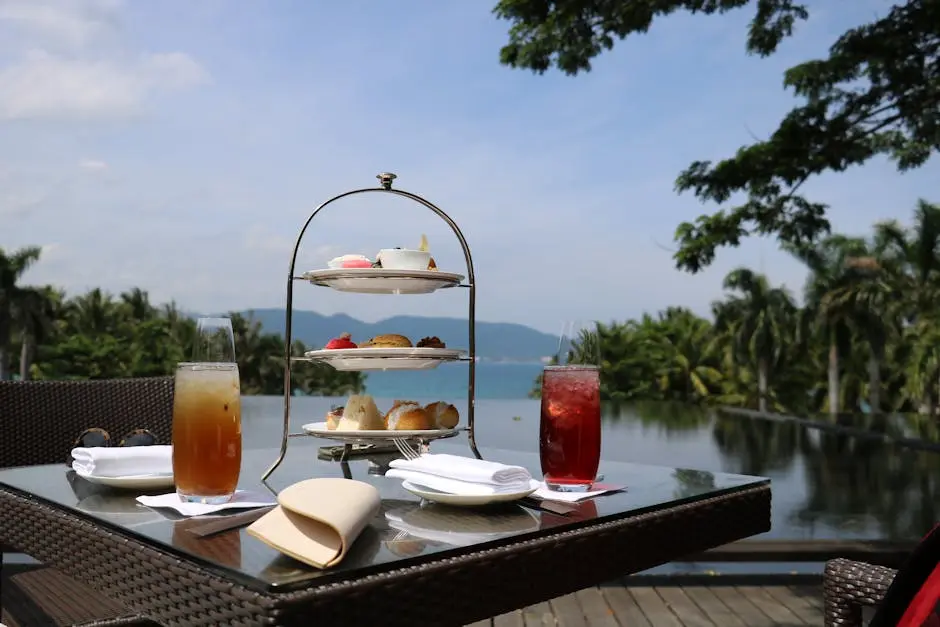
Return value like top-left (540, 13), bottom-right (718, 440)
top-left (238, 308), bottom-right (558, 362)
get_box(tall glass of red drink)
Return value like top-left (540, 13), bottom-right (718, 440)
top-left (539, 321), bottom-right (602, 491)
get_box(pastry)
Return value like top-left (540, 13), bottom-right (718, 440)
top-left (325, 332), bottom-right (357, 350)
top-left (416, 336), bottom-right (445, 348)
top-left (360, 333), bottom-right (412, 348)
top-left (385, 401), bottom-right (432, 430)
top-left (424, 401), bottom-right (459, 429)
top-left (326, 406), bottom-right (343, 430)
top-left (336, 395), bottom-right (385, 431)
top-left (419, 235), bottom-right (439, 271)
top-left (328, 254), bottom-right (373, 269)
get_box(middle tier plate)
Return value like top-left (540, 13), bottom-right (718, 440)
top-left (302, 421), bottom-right (461, 442)
top-left (303, 347), bottom-right (466, 371)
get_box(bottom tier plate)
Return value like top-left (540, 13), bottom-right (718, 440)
top-left (301, 421), bottom-right (461, 442)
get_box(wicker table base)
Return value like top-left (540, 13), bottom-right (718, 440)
top-left (2, 484), bottom-right (770, 626)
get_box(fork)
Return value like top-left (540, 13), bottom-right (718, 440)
top-left (393, 438), bottom-right (421, 460)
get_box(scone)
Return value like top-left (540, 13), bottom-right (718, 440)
top-left (360, 333), bottom-right (412, 348)
top-left (385, 401), bottom-right (432, 430)
top-left (326, 406), bottom-right (344, 430)
top-left (424, 401), bottom-right (459, 429)
top-left (336, 395), bottom-right (385, 431)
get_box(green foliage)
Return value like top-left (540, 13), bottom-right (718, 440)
top-left (0, 253), bottom-right (364, 395)
top-left (494, 0), bottom-right (940, 272)
top-left (530, 200), bottom-right (940, 415)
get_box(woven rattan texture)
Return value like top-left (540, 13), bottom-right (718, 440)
top-left (0, 377), bottom-right (174, 468)
top-left (1, 376), bottom-right (174, 627)
top-left (823, 558), bottom-right (897, 627)
top-left (1, 482), bottom-right (770, 626)
top-left (6, 566), bottom-right (148, 626)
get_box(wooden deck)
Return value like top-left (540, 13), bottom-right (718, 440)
top-left (467, 582), bottom-right (825, 626)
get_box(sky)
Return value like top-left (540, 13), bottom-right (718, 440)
top-left (1, 0), bottom-right (937, 334)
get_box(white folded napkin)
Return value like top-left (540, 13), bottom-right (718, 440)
top-left (71, 445), bottom-right (173, 478)
top-left (136, 490), bottom-right (276, 517)
top-left (386, 454), bottom-right (534, 496)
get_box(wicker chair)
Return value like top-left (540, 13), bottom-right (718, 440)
top-left (824, 558), bottom-right (898, 626)
top-left (1, 377), bottom-right (173, 627)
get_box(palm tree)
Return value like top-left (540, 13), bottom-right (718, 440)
top-left (0, 246), bottom-right (42, 380)
top-left (715, 268), bottom-right (797, 413)
top-left (70, 288), bottom-right (120, 336)
top-left (787, 236), bottom-right (870, 415)
top-left (825, 253), bottom-right (897, 413)
top-left (12, 286), bottom-right (58, 380)
top-left (649, 309), bottom-right (722, 402)
top-left (869, 201), bottom-right (940, 411)
top-left (120, 288), bottom-right (155, 322)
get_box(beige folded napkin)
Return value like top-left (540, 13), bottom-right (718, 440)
top-left (247, 478), bottom-right (380, 569)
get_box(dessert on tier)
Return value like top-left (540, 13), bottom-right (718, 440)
top-left (334, 395), bottom-right (385, 431)
top-left (324, 396), bottom-right (460, 432)
top-left (321, 333), bottom-right (448, 350)
top-left (327, 254), bottom-right (373, 269)
top-left (323, 235), bottom-right (442, 272)
top-left (325, 406), bottom-right (344, 430)
top-left (425, 401), bottom-right (459, 429)
top-left (324, 332), bottom-right (357, 349)
top-left (359, 334), bottom-right (412, 348)
top-left (416, 336), bottom-right (446, 348)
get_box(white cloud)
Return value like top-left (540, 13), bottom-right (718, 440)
top-left (0, 0), bottom-right (122, 50)
top-left (0, 187), bottom-right (46, 217)
top-left (0, 0), bottom-right (206, 120)
top-left (78, 158), bottom-right (108, 172)
top-left (0, 48), bottom-right (207, 120)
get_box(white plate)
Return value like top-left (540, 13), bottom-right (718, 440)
top-left (400, 480), bottom-right (539, 507)
top-left (74, 468), bottom-right (175, 490)
top-left (303, 268), bottom-right (465, 294)
top-left (303, 347), bottom-right (465, 371)
top-left (302, 421), bottom-right (460, 442)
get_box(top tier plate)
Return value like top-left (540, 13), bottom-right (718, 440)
top-left (302, 268), bottom-right (465, 294)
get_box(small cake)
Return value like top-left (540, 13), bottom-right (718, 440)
top-left (425, 401), bottom-right (459, 429)
top-left (325, 332), bottom-right (357, 350)
top-left (427, 257), bottom-right (438, 271)
top-left (360, 333), bottom-right (412, 348)
top-left (385, 401), bottom-right (432, 430)
top-left (336, 395), bottom-right (385, 431)
top-left (326, 406), bottom-right (344, 430)
top-left (328, 254), bottom-right (373, 269)
top-left (416, 336), bottom-right (445, 348)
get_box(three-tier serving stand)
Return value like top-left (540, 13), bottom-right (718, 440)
top-left (262, 173), bottom-right (481, 482)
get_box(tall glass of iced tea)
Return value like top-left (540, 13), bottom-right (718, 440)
top-left (172, 317), bottom-right (241, 504)
top-left (539, 321), bottom-right (602, 492)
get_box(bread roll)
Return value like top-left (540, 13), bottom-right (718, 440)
top-left (385, 401), bottom-right (431, 430)
top-left (336, 395), bottom-right (385, 431)
top-left (326, 406), bottom-right (343, 430)
top-left (424, 402), bottom-right (459, 429)
top-left (360, 334), bottom-right (412, 348)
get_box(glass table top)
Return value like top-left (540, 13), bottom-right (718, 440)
top-left (0, 439), bottom-right (769, 593)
